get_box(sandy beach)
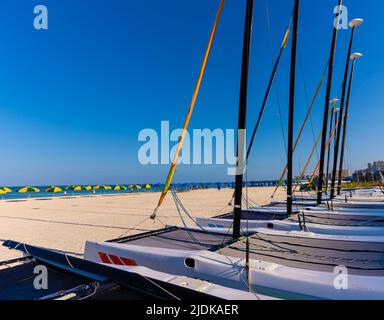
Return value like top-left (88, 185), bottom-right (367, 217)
top-left (0, 187), bottom-right (286, 265)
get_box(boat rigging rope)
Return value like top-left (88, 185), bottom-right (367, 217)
top-left (294, 106), bottom-right (336, 188)
top-left (271, 59), bottom-right (330, 198)
top-left (265, 0), bottom-right (287, 153)
top-left (151, 0), bottom-right (225, 220)
top-left (170, 190), bottom-right (233, 241)
top-left (242, 193), bottom-right (259, 207)
top-left (171, 191), bottom-right (204, 246)
top-left (298, 41), bottom-right (320, 161)
top-left (65, 254), bottom-right (74, 269)
top-left (245, 13), bottom-right (293, 165)
top-left (237, 235), bottom-right (298, 255)
top-left (170, 191), bottom-right (263, 300)
top-left (116, 216), bottom-right (152, 239)
top-left (240, 193), bottom-right (284, 219)
top-left (228, 10), bottom-right (293, 206)
top-left (140, 274), bottom-right (181, 301)
top-left (239, 266), bottom-right (261, 300)
top-left (170, 190), bottom-right (255, 257)
top-left (306, 115), bottom-right (343, 187)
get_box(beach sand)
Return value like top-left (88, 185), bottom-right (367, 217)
top-left (0, 187), bottom-right (286, 265)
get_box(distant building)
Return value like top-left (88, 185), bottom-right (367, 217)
top-left (368, 161), bottom-right (384, 174)
top-left (326, 169), bottom-right (350, 180)
top-left (352, 160), bottom-right (384, 183)
top-left (296, 169), bottom-right (350, 186)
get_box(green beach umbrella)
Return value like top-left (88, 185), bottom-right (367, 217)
top-left (67, 185), bottom-right (88, 191)
top-left (45, 186), bottom-right (63, 193)
top-left (93, 185), bottom-right (112, 190)
top-left (128, 184), bottom-right (141, 189)
top-left (17, 187), bottom-right (40, 193)
top-left (113, 185), bottom-right (127, 191)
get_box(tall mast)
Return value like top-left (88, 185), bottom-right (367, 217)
top-left (337, 52), bottom-right (363, 193)
top-left (325, 99), bottom-right (338, 194)
top-left (336, 19), bottom-right (364, 195)
top-left (330, 22), bottom-right (357, 198)
top-left (287, 0), bottom-right (300, 216)
top-left (233, 0), bottom-right (254, 240)
top-left (316, 0), bottom-right (343, 205)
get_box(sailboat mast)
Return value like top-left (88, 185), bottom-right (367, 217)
top-left (233, 0), bottom-right (254, 240)
top-left (336, 20), bottom-right (363, 195)
top-left (325, 101), bottom-right (336, 194)
top-left (338, 53), bottom-right (362, 193)
top-left (330, 25), bottom-right (356, 199)
top-left (287, 0), bottom-right (300, 216)
top-left (316, 0), bottom-right (343, 205)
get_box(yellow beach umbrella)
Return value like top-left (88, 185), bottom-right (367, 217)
top-left (0, 189), bottom-right (7, 195)
top-left (17, 187), bottom-right (40, 193)
top-left (85, 185), bottom-right (92, 191)
top-left (67, 185), bottom-right (88, 191)
top-left (45, 186), bottom-right (63, 193)
top-left (93, 185), bottom-right (111, 190)
top-left (143, 184), bottom-right (152, 189)
top-left (128, 185), bottom-right (141, 189)
top-left (1, 187), bottom-right (12, 193)
top-left (74, 186), bottom-right (86, 191)
top-left (113, 185), bottom-right (127, 191)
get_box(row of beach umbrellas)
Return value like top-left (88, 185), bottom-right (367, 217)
top-left (0, 187), bottom-right (12, 194)
top-left (0, 184), bottom-right (152, 194)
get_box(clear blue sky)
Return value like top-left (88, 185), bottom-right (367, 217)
top-left (0, 0), bottom-right (382, 186)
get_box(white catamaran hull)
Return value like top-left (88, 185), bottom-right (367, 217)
top-left (249, 206), bottom-right (384, 216)
top-left (301, 207), bottom-right (384, 216)
top-left (336, 196), bottom-right (384, 203)
top-left (84, 241), bottom-right (384, 300)
top-left (271, 201), bottom-right (384, 209)
top-left (103, 264), bottom-right (268, 300)
top-left (195, 217), bottom-right (384, 238)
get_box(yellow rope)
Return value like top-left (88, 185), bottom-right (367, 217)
top-left (295, 124), bottom-right (323, 187)
top-left (151, 0), bottom-right (225, 219)
top-left (294, 102), bottom-right (337, 187)
top-left (271, 65), bottom-right (327, 198)
top-left (307, 115), bottom-right (342, 187)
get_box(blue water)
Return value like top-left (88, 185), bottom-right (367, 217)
top-left (0, 181), bottom-right (283, 200)
top-left (0, 185), bottom-right (159, 200)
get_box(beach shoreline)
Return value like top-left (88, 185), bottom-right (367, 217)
top-left (0, 186), bottom-right (286, 266)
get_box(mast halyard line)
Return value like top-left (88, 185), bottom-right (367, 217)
top-left (272, 60), bottom-right (329, 198)
top-left (150, 0), bottom-right (225, 219)
top-left (307, 115), bottom-right (343, 187)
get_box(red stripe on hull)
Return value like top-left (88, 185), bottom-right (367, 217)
top-left (98, 252), bottom-right (111, 264)
top-left (109, 254), bottom-right (124, 265)
top-left (120, 257), bottom-right (137, 266)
